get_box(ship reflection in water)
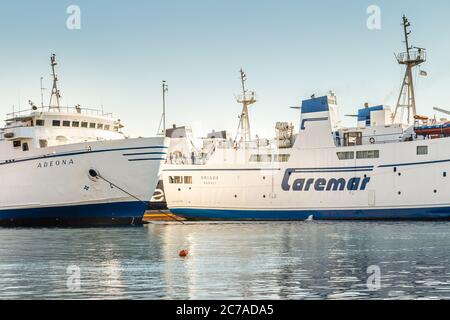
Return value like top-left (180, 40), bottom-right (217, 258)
top-left (1, 222), bottom-right (450, 299)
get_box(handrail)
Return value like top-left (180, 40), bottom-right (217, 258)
top-left (6, 106), bottom-right (114, 119)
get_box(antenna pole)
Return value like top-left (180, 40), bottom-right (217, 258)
top-left (49, 54), bottom-right (61, 111)
top-left (40, 77), bottom-right (45, 109)
top-left (157, 80), bottom-right (169, 136)
top-left (163, 80), bottom-right (168, 133)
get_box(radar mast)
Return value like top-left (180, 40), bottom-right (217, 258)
top-left (394, 15), bottom-right (426, 125)
top-left (235, 69), bottom-right (256, 143)
top-left (49, 54), bottom-right (62, 111)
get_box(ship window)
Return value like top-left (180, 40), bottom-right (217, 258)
top-left (104, 125), bottom-right (110, 130)
top-left (356, 150), bottom-right (380, 159)
top-left (337, 151), bottom-right (355, 160)
top-left (249, 154), bottom-right (290, 162)
top-left (89, 123), bottom-right (96, 129)
top-left (417, 146), bottom-right (428, 155)
top-left (22, 143), bottom-right (29, 152)
top-left (13, 140), bottom-right (21, 148)
top-left (63, 121), bottom-right (71, 127)
top-left (52, 120), bottom-right (61, 127)
top-left (72, 121), bottom-right (80, 127)
top-left (169, 176), bottom-right (183, 184)
top-left (184, 176), bottom-right (193, 184)
top-left (97, 123), bottom-right (104, 130)
top-left (36, 119), bottom-right (45, 126)
top-left (81, 122), bottom-right (88, 128)
top-left (273, 154), bottom-right (291, 162)
top-left (39, 140), bottom-right (48, 148)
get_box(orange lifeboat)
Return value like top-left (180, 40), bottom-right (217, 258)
top-left (415, 122), bottom-right (450, 136)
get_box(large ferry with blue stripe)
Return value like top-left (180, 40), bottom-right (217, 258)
top-left (163, 16), bottom-right (450, 221)
top-left (0, 54), bottom-right (168, 226)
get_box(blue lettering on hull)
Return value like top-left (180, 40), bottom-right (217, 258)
top-left (282, 169), bottom-right (371, 192)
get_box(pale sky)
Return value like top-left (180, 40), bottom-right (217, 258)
top-left (1, 0), bottom-right (450, 139)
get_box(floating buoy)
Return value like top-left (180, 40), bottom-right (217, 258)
top-left (179, 249), bottom-right (189, 257)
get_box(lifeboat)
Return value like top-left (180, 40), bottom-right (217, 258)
top-left (415, 122), bottom-right (450, 136)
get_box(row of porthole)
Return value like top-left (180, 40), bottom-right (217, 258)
top-left (394, 168), bottom-right (447, 177)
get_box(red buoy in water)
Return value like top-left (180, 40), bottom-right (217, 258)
top-left (179, 249), bottom-right (189, 257)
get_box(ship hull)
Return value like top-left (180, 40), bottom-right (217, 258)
top-left (164, 137), bottom-right (450, 221)
top-left (0, 137), bottom-right (168, 227)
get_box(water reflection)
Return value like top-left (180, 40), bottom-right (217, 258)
top-left (1, 221), bottom-right (450, 299)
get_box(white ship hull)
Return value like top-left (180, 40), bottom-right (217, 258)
top-left (163, 136), bottom-right (450, 221)
top-left (0, 137), bottom-right (168, 226)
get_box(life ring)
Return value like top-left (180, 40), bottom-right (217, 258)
top-left (369, 137), bottom-right (376, 144)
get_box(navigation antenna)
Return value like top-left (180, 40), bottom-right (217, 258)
top-left (49, 54), bottom-right (61, 111)
top-left (394, 15), bottom-right (426, 125)
top-left (235, 69), bottom-right (256, 143)
top-left (157, 80), bottom-right (169, 136)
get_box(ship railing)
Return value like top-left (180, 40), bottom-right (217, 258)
top-left (396, 50), bottom-right (427, 64)
top-left (6, 106), bottom-right (114, 120)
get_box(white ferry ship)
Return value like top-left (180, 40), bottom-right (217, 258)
top-left (163, 16), bottom-right (450, 220)
top-left (0, 54), bottom-right (168, 226)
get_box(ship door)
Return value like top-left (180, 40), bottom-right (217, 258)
top-left (343, 132), bottom-right (362, 146)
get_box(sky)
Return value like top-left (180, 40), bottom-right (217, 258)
top-left (1, 0), bottom-right (450, 139)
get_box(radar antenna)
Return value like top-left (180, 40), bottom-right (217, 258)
top-left (393, 15), bottom-right (426, 125)
top-left (49, 54), bottom-right (62, 111)
top-left (235, 69), bottom-right (256, 143)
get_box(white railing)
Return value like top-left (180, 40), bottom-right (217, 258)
top-left (6, 106), bottom-right (114, 119)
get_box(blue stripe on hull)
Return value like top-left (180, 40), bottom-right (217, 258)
top-left (170, 207), bottom-right (450, 221)
top-left (0, 201), bottom-right (148, 226)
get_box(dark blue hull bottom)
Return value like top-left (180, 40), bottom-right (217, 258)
top-left (0, 201), bottom-right (149, 227)
top-left (171, 206), bottom-right (450, 221)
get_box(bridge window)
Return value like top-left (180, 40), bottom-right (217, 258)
top-left (337, 151), bottom-right (355, 160)
top-left (184, 176), bottom-right (193, 184)
top-left (104, 125), bottom-right (110, 130)
top-left (113, 126), bottom-right (119, 132)
top-left (52, 120), bottom-right (61, 127)
top-left (72, 121), bottom-right (80, 127)
top-left (22, 143), bottom-right (29, 152)
top-left (36, 119), bottom-right (45, 126)
top-left (97, 123), bottom-right (104, 130)
top-left (417, 146), bottom-right (428, 155)
top-left (169, 176), bottom-right (183, 184)
top-left (356, 150), bottom-right (379, 159)
top-left (63, 121), bottom-right (71, 127)
top-left (81, 122), bottom-right (88, 128)
top-left (13, 140), bottom-right (21, 148)
top-left (89, 123), bottom-right (96, 129)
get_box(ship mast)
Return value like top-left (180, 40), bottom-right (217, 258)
top-left (157, 80), bottom-right (169, 136)
top-left (49, 54), bottom-right (62, 111)
top-left (236, 69), bottom-right (256, 143)
top-left (394, 15), bottom-right (426, 125)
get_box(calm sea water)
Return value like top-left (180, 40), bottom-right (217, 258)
top-left (1, 221), bottom-right (450, 300)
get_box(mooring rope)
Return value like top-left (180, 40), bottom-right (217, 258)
top-left (95, 172), bottom-right (185, 225)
